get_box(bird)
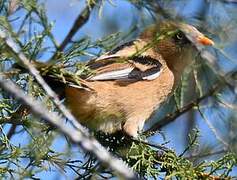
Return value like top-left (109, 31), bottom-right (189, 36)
top-left (15, 21), bottom-right (214, 138)
top-left (62, 21), bottom-right (214, 138)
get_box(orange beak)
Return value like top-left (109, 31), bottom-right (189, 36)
top-left (197, 36), bottom-right (214, 46)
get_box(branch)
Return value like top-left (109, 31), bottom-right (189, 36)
top-left (186, 149), bottom-right (227, 160)
top-left (0, 23), bottom-right (138, 180)
top-left (50, 4), bottom-right (95, 61)
top-left (0, 78), bottom-right (137, 180)
top-left (197, 106), bottom-right (228, 147)
top-left (198, 172), bottom-right (230, 180)
top-left (0, 24), bottom-right (86, 137)
top-left (222, 0), bottom-right (237, 3)
top-left (7, 125), bottom-right (17, 140)
top-left (147, 0), bottom-right (173, 19)
top-left (144, 84), bottom-right (221, 135)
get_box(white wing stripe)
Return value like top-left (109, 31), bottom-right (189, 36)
top-left (142, 69), bottom-right (163, 80)
top-left (89, 67), bottom-right (134, 81)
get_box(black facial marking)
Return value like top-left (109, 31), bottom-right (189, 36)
top-left (173, 31), bottom-right (190, 45)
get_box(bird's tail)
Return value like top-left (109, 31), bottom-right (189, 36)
top-left (12, 61), bottom-right (91, 99)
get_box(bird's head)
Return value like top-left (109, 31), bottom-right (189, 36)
top-left (140, 21), bottom-right (214, 79)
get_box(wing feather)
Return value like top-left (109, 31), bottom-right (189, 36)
top-left (87, 41), bottom-right (164, 81)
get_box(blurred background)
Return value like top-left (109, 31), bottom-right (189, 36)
top-left (1, 0), bottom-right (237, 179)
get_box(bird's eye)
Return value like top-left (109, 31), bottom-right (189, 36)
top-left (176, 32), bottom-right (184, 40)
top-left (173, 31), bottom-right (189, 44)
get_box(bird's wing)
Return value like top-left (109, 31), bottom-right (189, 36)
top-left (86, 41), bottom-right (163, 81)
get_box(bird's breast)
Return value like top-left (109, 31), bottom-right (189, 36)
top-left (65, 66), bottom-right (175, 134)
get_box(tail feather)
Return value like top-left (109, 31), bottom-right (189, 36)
top-left (12, 62), bottom-right (67, 99)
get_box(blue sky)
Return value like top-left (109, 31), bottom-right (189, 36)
top-left (5, 0), bottom-right (237, 179)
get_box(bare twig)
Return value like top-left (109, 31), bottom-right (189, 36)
top-left (186, 149), bottom-right (227, 160)
top-left (50, 4), bottom-right (95, 61)
top-left (197, 106), bottom-right (228, 147)
top-left (0, 117), bottom-right (23, 125)
top-left (179, 129), bottom-right (199, 157)
top-left (6, 125), bottom-right (17, 140)
top-left (4, 105), bottom-right (29, 139)
top-left (144, 84), bottom-right (221, 135)
top-left (144, 65), bottom-right (237, 136)
top-left (0, 25), bottom-right (87, 137)
top-left (223, 0), bottom-right (237, 3)
top-left (131, 138), bottom-right (169, 152)
top-left (198, 172), bottom-right (230, 180)
top-left (0, 22), bottom-right (137, 180)
top-left (0, 78), bottom-right (137, 180)
top-left (147, 0), bottom-right (173, 19)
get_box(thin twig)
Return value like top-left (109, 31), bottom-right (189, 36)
top-left (0, 117), bottom-right (23, 125)
top-left (144, 84), bottom-right (221, 135)
top-left (7, 125), bottom-right (17, 140)
top-left (0, 24), bottom-right (87, 138)
top-left (186, 149), bottom-right (227, 160)
top-left (0, 78), bottom-right (138, 180)
top-left (198, 172), bottom-right (230, 180)
top-left (5, 105), bottom-right (30, 139)
top-left (131, 138), bottom-right (169, 152)
top-left (179, 129), bottom-right (199, 157)
top-left (0, 22), bottom-right (137, 180)
top-left (197, 106), bottom-right (229, 147)
top-left (50, 4), bottom-right (95, 61)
